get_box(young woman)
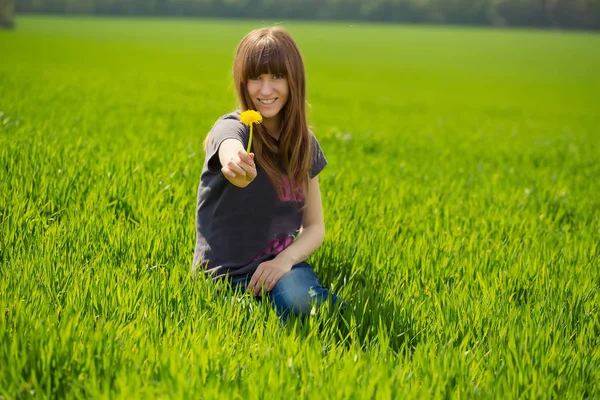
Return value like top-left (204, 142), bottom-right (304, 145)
top-left (193, 26), bottom-right (346, 322)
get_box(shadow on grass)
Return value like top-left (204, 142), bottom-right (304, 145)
top-left (290, 268), bottom-right (420, 357)
top-left (216, 264), bottom-right (420, 357)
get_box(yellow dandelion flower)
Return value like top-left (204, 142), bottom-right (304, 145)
top-left (239, 110), bottom-right (262, 126)
top-left (239, 110), bottom-right (263, 153)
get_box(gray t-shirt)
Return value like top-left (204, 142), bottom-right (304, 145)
top-left (192, 111), bottom-right (327, 279)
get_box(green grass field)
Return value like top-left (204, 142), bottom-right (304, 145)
top-left (1, 16), bottom-right (599, 398)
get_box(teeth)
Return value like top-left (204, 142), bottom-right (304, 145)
top-left (259, 99), bottom-right (276, 104)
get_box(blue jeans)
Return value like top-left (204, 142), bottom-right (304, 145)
top-left (228, 261), bottom-right (347, 323)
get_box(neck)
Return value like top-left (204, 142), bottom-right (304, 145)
top-left (263, 116), bottom-right (282, 141)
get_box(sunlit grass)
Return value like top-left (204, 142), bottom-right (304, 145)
top-left (1, 16), bottom-right (599, 398)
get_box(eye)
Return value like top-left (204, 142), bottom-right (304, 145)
top-left (273, 74), bottom-right (284, 80)
top-left (249, 75), bottom-right (261, 80)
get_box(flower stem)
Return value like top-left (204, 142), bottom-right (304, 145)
top-left (247, 125), bottom-right (253, 153)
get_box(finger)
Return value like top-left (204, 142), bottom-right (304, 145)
top-left (247, 154), bottom-right (257, 177)
top-left (226, 160), bottom-right (246, 177)
top-left (267, 273), bottom-right (281, 291)
top-left (238, 149), bottom-right (254, 165)
top-left (247, 276), bottom-right (256, 293)
top-left (256, 272), bottom-right (271, 294)
top-left (247, 268), bottom-right (263, 295)
top-left (262, 273), bottom-right (274, 292)
top-left (246, 174), bottom-right (256, 182)
top-left (236, 151), bottom-right (255, 172)
top-left (240, 166), bottom-right (256, 182)
top-left (254, 275), bottom-right (268, 296)
top-left (239, 161), bottom-right (256, 178)
top-left (254, 272), bottom-right (271, 296)
top-left (221, 166), bottom-right (236, 179)
top-left (261, 270), bottom-right (280, 292)
top-left (259, 275), bottom-right (272, 295)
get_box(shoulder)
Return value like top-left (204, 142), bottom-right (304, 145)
top-left (209, 110), bottom-right (248, 137)
top-left (307, 128), bottom-right (319, 145)
top-left (307, 129), bottom-right (324, 149)
top-left (307, 128), bottom-right (327, 177)
top-left (212, 110), bottom-right (243, 128)
top-left (221, 110), bottom-right (242, 121)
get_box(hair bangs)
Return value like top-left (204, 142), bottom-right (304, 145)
top-left (243, 39), bottom-right (288, 80)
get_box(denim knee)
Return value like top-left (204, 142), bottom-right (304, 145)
top-left (269, 262), bottom-right (339, 320)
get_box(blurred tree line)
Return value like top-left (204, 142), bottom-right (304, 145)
top-left (0, 0), bottom-right (14, 28)
top-left (4, 0), bottom-right (600, 30)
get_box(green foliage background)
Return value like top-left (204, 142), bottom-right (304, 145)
top-left (1, 17), bottom-right (599, 398)
top-left (14, 0), bottom-right (600, 30)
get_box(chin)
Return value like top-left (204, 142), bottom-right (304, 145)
top-left (257, 108), bottom-right (281, 119)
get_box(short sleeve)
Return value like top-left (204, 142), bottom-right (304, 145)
top-left (310, 133), bottom-right (327, 179)
top-left (205, 116), bottom-right (248, 173)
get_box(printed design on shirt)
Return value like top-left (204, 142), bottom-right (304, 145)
top-left (252, 232), bottom-right (297, 262)
top-left (278, 174), bottom-right (304, 203)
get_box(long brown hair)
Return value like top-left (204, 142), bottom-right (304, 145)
top-left (226, 27), bottom-right (312, 198)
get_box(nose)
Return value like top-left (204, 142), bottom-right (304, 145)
top-left (259, 78), bottom-right (274, 96)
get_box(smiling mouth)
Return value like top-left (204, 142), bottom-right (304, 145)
top-left (258, 98), bottom-right (277, 105)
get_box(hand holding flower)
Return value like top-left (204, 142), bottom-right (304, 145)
top-left (221, 149), bottom-right (257, 188)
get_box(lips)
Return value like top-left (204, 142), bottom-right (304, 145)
top-left (258, 98), bottom-right (277, 105)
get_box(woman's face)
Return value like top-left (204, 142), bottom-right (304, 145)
top-left (246, 73), bottom-right (289, 121)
